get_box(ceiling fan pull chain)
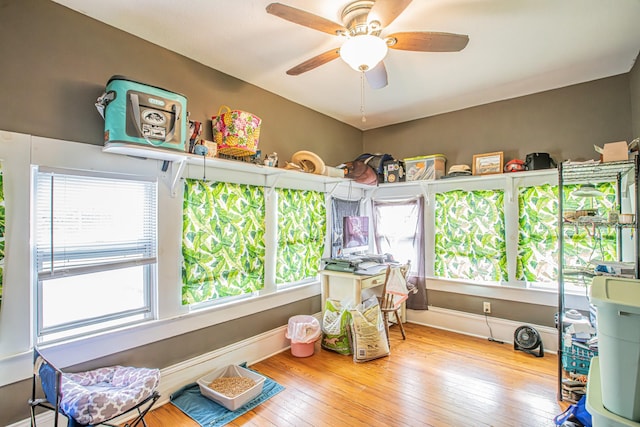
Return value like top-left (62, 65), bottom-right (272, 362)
top-left (360, 71), bottom-right (366, 123)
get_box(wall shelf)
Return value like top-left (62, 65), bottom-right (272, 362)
top-left (103, 143), bottom-right (561, 197)
top-left (102, 142), bottom-right (348, 196)
top-left (103, 142), bottom-right (187, 162)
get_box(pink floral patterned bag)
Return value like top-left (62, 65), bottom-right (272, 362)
top-left (211, 105), bottom-right (261, 157)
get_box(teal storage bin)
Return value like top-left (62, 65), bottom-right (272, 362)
top-left (562, 340), bottom-right (598, 375)
top-left (97, 75), bottom-right (187, 152)
top-left (587, 357), bottom-right (640, 427)
top-left (590, 277), bottom-right (640, 421)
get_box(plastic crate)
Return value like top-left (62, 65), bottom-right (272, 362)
top-left (404, 154), bottom-right (446, 181)
top-left (562, 341), bottom-right (598, 375)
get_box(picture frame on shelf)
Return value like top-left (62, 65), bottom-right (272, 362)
top-left (472, 151), bottom-right (504, 175)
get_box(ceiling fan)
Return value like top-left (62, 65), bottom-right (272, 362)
top-left (266, 0), bottom-right (469, 89)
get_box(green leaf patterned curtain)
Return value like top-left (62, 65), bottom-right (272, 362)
top-left (517, 183), bottom-right (616, 285)
top-left (562, 182), bottom-right (617, 279)
top-left (0, 162), bottom-right (4, 311)
top-left (434, 189), bottom-right (507, 282)
top-left (181, 179), bottom-right (265, 304)
top-left (276, 188), bottom-right (326, 284)
top-left (517, 184), bottom-right (559, 283)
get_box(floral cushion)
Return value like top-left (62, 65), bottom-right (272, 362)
top-left (42, 364), bottom-right (160, 425)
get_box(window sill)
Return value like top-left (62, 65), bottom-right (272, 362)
top-left (11, 280), bottom-right (321, 386)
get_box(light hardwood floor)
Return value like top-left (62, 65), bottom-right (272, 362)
top-left (140, 323), bottom-right (566, 427)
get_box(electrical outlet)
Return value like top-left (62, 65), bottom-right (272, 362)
top-left (483, 302), bottom-right (491, 314)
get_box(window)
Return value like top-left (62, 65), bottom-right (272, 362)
top-left (372, 197), bottom-right (427, 309)
top-left (276, 188), bottom-right (325, 285)
top-left (434, 189), bottom-right (507, 282)
top-left (517, 184), bottom-right (559, 286)
top-left (181, 179), bottom-right (265, 304)
top-left (34, 168), bottom-right (157, 341)
top-left (517, 182), bottom-right (617, 288)
top-left (561, 182), bottom-right (617, 288)
top-left (330, 197), bottom-right (360, 258)
top-left (372, 197), bottom-right (423, 269)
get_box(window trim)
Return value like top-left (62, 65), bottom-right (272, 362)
top-left (433, 188), bottom-right (507, 282)
top-left (275, 187), bottom-right (326, 286)
top-left (371, 169), bottom-right (560, 290)
top-left (33, 166), bottom-right (158, 341)
top-left (374, 170), bottom-right (623, 296)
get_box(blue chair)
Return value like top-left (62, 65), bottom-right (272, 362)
top-left (28, 348), bottom-right (160, 427)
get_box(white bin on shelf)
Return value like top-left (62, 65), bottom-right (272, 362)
top-left (590, 276), bottom-right (640, 421)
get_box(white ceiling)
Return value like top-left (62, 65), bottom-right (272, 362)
top-left (52, 0), bottom-right (640, 131)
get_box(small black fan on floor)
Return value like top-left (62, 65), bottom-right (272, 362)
top-left (514, 325), bottom-right (544, 357)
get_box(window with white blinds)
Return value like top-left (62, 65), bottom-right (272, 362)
top-left (34, 167), bottom-right (157, 341)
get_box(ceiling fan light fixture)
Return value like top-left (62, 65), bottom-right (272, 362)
top-left (339, 34), bottom-right (388, 71)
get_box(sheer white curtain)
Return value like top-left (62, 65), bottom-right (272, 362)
top-left (373, 196), bottom-right (427, 310)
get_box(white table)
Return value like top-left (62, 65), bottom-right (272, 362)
top-left (319, 269), bottom-right (387, 310)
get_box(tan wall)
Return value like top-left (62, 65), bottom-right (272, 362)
top-left (363, 74), bottom-right (634, 323)
top-left (0, 1), bottom-right (638, 424)
top-left (631, 57), bottom-right (640, 138)
top-left (364, 75), bottom-right (633, 167)
top-left (427, 291), bottom-right (557, 328)
top-left (0, 1), bottom-right (349, 424)
top-left (0, 0), bottom-right (362, 167)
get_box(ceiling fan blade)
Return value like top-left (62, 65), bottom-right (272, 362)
top-left (388, 31), bottom-right (469, 52)
top-left (365, 61), bottom-right (388, 89)
top-left (367, 0), bottom-right (412, 28)
top-left (286, 48), bottom-right (340, 76)
top-left (266, 3), bottom-right (346, 35)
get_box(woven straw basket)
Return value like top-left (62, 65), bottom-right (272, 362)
top-left (211, 105), bottom-right (261, 157)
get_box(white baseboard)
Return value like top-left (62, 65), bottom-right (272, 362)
top-left (407, 306), bottom-right (558, 353)
top-left (12, 324), bottom-right (293, 427)
top-left (11, 310), bottom-right (556, 427)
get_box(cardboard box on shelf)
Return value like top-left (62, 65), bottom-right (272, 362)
top-left (602, 141), bottom-right (629, 162)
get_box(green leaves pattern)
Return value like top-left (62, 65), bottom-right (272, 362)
top-left (178, 176), bottom-right (618, 302)
top-left (181, 179), bottom-right (265, 304)
top-left (181, 181), bottom-right (325, 304)
top-left (561, 182), bottom-right (617, 270)
top-left (517, 183), bottom-right (616, 284)
top-left (276, 188), bottom-right (326, 283)
top-left (434, 189), bottom-right (507, 282)
top-left (517, 184), bottom-right (559, 282)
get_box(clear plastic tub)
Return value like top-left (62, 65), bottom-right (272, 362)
top-left (403, 154), bottom-right (446, 181)
top-left (590, 276), bottom-right (640, 421)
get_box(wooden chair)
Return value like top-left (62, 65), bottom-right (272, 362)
top-left (379, 262), bottom-right (412, 344)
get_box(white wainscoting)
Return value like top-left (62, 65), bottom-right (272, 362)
top-left (408, 306), bottom-right (558, 353)
top-left (15, 324), bottom-right (293, 427)
top-left (13, 309), bottom-right (556, 427)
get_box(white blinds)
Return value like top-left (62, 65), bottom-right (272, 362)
top-left (35, 168), bottom-right (157, 279)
